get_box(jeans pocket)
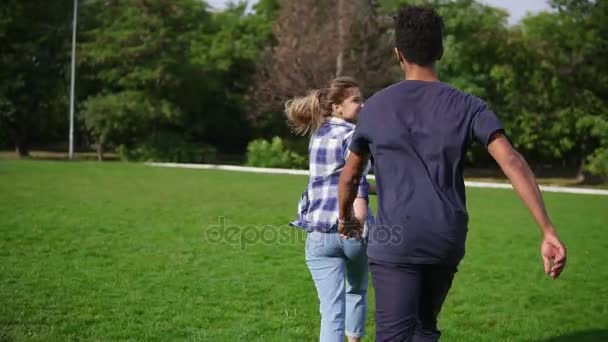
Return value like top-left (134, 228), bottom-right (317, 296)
top-left (342, 237), bottom-right (367, 261)
top-left (342, 236), bottom-right (367, 253)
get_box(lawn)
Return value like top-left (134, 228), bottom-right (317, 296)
top-left (1, 161), bottom-right (607, 341)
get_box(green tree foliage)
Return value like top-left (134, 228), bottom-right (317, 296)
top-left (0, 0), bottom-right (606, 179)
top-left (0, 0), bottom-right (72, 156)
top-left (491, 0), bottom-right (608, 178)
top-left (379, 0), bottom-right (607, 179)
top-left (78, 0), bottom-right (278, 159)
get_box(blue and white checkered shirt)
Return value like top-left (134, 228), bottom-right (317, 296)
top-left (290, 117), bottom-right (374, 233)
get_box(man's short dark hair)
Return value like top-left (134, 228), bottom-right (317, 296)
top-left (394, 6), bottom-right (444, 66)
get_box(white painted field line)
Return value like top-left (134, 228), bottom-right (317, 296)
top-left (146, 162), bottom-right (310, 176)
top-left (146, 162), bottom-right (608, 196)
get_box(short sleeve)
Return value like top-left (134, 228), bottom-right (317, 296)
top-left (470, 97), bottom-right (504, 146)
top-left (349, 109), bottom-right (373, 155)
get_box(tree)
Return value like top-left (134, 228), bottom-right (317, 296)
top-left (188, 0), bottom-right (280, 150)
top-left (378, 0), bottom-right (608, 178)
top-left (490, 0), bottom-right (608, 178)
top-left (78, 0), bottom-right (279, 159)
top-left (251, 0), bottom-right (395, 132)
top-left (78, 0), bottom-right (203, 159)
top-left (0, 1), bottom-right (72, 157)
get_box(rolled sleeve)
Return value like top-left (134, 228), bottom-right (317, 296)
top-left (356, 174), bottom-right (369, 200)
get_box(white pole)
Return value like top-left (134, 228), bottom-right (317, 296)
top-left (69, 0), bottom-right (78, 160)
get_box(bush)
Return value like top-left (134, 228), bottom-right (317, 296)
top-left (585, 148), bottom-right (608, 182)
top-left (246, 137), bottom-right (307, 169)
top-left (118, 132), bottom-right (216, 163)
top-left (578, 116), bottom-right (608, 181)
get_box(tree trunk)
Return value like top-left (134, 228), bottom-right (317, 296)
top-left (336, 0), bottom-right (345, 77)
top-left (9, 125), bottom-right (29, 158)
top-left (15, 143), bottom-right (29, 158)
top-left (575, 158), bottom-right (586, 184)
top-left (576, 158), bottom-right (604, 185)
top-left (97, 136), bottom-right (105, 161)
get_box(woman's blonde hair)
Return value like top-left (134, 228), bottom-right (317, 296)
top-left (285, 77), bottom-right (359, 135)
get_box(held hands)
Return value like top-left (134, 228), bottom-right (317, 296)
top-left (337, 215), bottom-right (363, 240)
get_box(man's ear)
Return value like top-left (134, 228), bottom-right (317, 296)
top-left (394, 47), bottom-right (404, 64)
top-left (437, 45), bottom-right (444, 61)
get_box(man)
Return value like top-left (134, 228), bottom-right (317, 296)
top-left (337, 5), bottom-right (567, 342)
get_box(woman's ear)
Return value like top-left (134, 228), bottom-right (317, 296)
top-left (332, 103), bottom-right (341, 115)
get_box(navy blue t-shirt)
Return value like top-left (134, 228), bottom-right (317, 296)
top-left (349, 80), bottom-right (503, 265)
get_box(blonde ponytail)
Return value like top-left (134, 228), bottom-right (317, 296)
top-left (285, 76), bottom-right (359, 136)
top-left (285, 90), bottom-right (325, 136)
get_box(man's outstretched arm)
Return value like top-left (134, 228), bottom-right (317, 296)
top-left (338, 151), bottom-right (370, 237)
top-left (487, 133), bottom-right (567, 279)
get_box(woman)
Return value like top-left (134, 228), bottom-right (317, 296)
top-left (287, 77), bottom-right (374, 342)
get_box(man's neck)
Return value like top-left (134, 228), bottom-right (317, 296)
top-left (403, 63), bottom-right (438, 82)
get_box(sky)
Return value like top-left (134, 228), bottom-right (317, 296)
top-left (481, 0), bottom-right (552, 24)
top-left (205, 0), bottom-right (553, 25)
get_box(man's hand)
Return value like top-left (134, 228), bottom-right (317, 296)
top-left (338, 150), bottom-right (370, 239)
top-left (338, 216), bottom-right (363, 239)
top-left (541, 230), bottom-right (567, 279)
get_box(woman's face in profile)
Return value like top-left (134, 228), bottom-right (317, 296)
top-left (337, 87), bottom-right (363, 123)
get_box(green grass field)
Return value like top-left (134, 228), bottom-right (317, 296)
top-left (1, 161), bottom-right (607, 341)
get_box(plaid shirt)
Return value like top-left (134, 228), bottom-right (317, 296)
top-left (290, 117), bottom-right (374, 233)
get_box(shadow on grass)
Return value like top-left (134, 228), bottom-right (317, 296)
top-left (539, 330), bottom-right (608, 342)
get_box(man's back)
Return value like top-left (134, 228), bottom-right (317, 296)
top-left (339, 7), bottom-right (565, 341)
top-left (350, 80), bottom-right (502, 264)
